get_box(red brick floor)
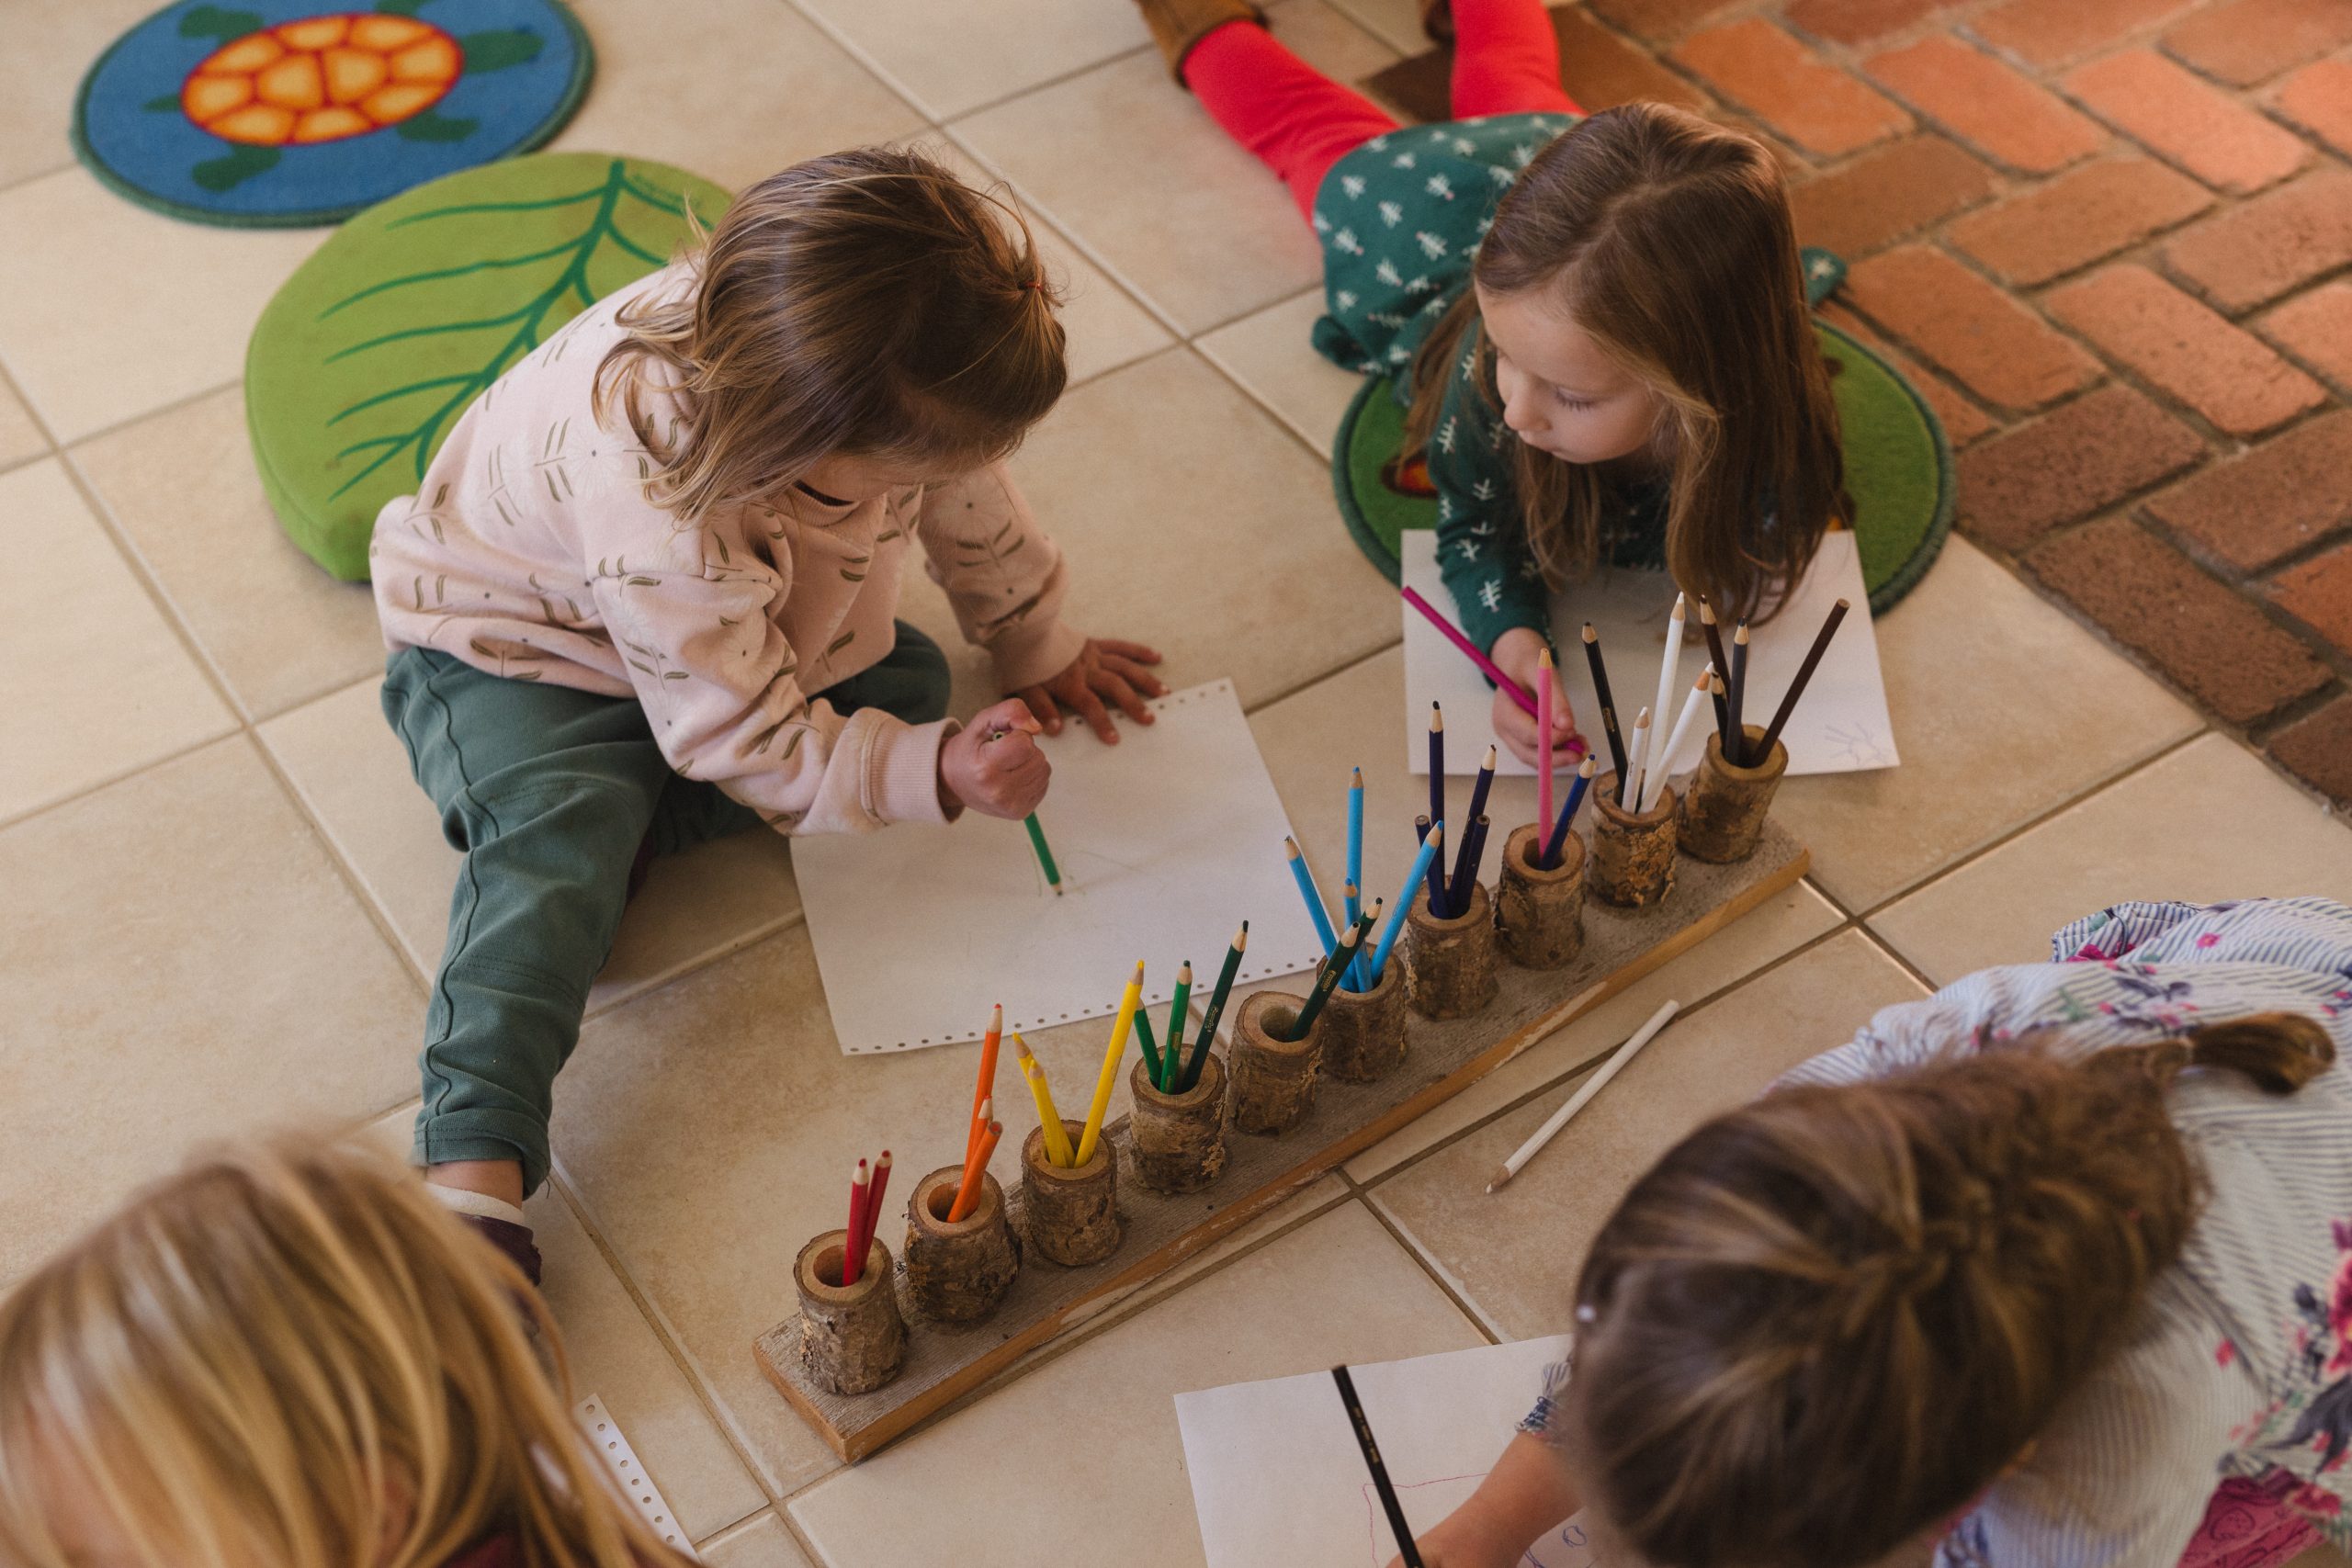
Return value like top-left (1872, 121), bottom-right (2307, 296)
top-left (1365, 0), bottom-right (2352, 807)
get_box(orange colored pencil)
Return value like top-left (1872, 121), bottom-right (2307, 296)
top-left (969, 1004), bottom-right (1002, 1163)
top-left (949, 1121), bottom-right (1002, 1222)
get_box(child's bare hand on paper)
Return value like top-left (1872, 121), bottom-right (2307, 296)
top-left (939, 698), bottom-right (1050, 819)
top-left (1490, 627), bottom-right (1585, 770)
top-left (1016, 637), bottom-right (1167, 744)
top-left (1381, 1514), bottom-right (1521, 1568)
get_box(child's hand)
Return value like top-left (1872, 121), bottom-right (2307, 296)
top-left (939, 699), bottom-right (1051, 820)
top-left (1382, 1513), bottom-right (1521, 1568)
top-left (1490, 626), bottom-right (1585, 770)
top-left (1016, 637), bottom-right (1167, 744)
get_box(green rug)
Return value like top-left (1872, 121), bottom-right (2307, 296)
top-left (246, 151), bottom-right (729, 581)
top-left (1331, 318), bottom-right (1956, 617)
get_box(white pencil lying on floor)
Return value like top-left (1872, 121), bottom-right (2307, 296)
top-left (1486, 998), bottom-right (1681, 1194)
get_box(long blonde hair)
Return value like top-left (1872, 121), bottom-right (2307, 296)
top-left (1562, 1014), bottom-right (2336, 1568)
top-left (595, 144), bottom-right (1068, 522)
top-left (0, 1139), bottom-right (682, 1568)
top-left (1405, 103), bottom-right (1846, 623)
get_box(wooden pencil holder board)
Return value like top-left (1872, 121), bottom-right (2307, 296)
top-left (1498, 823), bottom-right (1586, 969)
top-left (902, 1167), bottom-right (1020, 1325)
top-left (793, 1232), bottom-right (906, 1396)
top-left (1019, 1122), bottom-right (1122, 1267)
top-left (1679, 726), bottom-right (1787, 864)
top-left (1406, 880), bottom-right (1498, 1020)
top-left (1227, 990), bottom-right (1322, 1135)
top-left (1590, 771), bottom-right (1678, 908)
top-left (756, 821), bottom-right (1809, 1463)
top-left (1128, 1053), bottom-right (1228, 1194)
top-left (1317, 954), bottom-right (1408, 1083)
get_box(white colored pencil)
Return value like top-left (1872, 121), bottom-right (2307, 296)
top-left (1635, 593), bottom-right (1686, 807)
top-left (1637, 666), bottom-right (1716, 814)
top-left (1486, 999), bottom-right (1681, 1193)
top-left (1621, 705), bottom-right (1652, 816)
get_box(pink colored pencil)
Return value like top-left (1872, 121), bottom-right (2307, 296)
top-left (864, 1151), bottom-right (893, 1264)
top-left (1402, 587), bottom-right (1538, 717)
top-left (842, 1158), bottom-right (870, 1285)
top-left (1538, 646), bottom-right (1555, 837)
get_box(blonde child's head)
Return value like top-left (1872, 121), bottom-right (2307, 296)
top-left (1558, 1013), bottom-right (2335, 1568)
top-left (598, 143), bottom-right (1067, 519)
top-left (1409, 102), bottom-right (1848, 623)
top-left (0, 1139), bottom-right (678, 1568)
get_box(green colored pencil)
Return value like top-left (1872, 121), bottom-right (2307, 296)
top-left (1182, 923), bottom-right (1248, 1091)
top-left (1023, 812), bottom-right (1063, 894)
top-left (1289, 905), bottom-right (1376, 1043)
top-left (1134, 1002), bottom-right (1162, 1087)
top-left (1164, 962), bottom-right (1193, 1089)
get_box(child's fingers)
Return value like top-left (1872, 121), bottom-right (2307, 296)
top-left (1100, 652), bottom-right (1167, 698)
top-left (1094, 670), bottom-right (1155, 725)
top-left (1070, 684), bottom-right (1118, 744)
top-left (1098, 638), bottom-right (1162, 665)
top-left (1010, 689), bottom-right (1061, 736)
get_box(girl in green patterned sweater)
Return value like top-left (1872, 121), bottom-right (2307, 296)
top-left (1131, 0), bottom-right (1850, 765)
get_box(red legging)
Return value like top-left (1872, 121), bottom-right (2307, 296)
top-left (1183, 0), bottom-right (1581, 221)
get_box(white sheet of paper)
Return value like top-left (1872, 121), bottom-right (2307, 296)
top-left (1401, 529), bottom-right (1898, 779)
top-left (791, 679), bottom-right (1326, 1055)
top-left (1176, 1337), bottom-right (1602, 1568)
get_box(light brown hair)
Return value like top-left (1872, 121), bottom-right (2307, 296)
top-left (0, 1139), bottom-right (684, 1568)
top-left (1405, 103), bottom-right (1847, 623)
top-left (1562, 1014), bottom-right (2335, 1568)
top-left (597, 144), bottom-right (1067, 521)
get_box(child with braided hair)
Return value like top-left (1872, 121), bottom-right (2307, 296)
top-left (1397, 896), bottom-right (2352, 1568)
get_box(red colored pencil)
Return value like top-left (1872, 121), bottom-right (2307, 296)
top-left (862, 1151), bottom-right (893, 1265)
top-left (949, 1122), bottom-right (1002, 1222)
top-left (842, 1157), bottom-right (871, 1285)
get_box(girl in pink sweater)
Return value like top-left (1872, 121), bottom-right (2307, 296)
top-left (370, 146), bottom-right (1160, 1257)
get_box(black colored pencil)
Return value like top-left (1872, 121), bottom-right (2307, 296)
top-left (1727, 621), bottom-right (1751, 764)
top-left (1332, 1367), bottom-right (1424, 1568)
top-left (1580, 624), bottom-right (1630, 801)
top-left (1182, 922), bottom-right (1248, 1090)
top-left (1697, 597), bottom-right (1734, 750)
top-left (1754, 598), bottom-right (1850, 765)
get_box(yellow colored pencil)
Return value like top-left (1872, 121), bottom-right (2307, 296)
top-left (1075, 960), bottom-right (1144, 1168)
top-left (1014, 1035), bottom-right (1074, 1168)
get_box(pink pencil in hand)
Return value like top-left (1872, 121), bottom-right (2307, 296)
top-left (1402, 587), bottom-right (1537, 717)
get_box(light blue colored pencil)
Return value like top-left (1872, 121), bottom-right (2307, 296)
top-left (1344, 769), bottom-right (1367, 989)
top-left (1284, 836), bottom-right (1340, 958)
top-left (1370, 824), bottom-right (1442, 985)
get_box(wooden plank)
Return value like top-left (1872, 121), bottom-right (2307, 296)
top-left (756, 824), bottom-right (1808, 1461)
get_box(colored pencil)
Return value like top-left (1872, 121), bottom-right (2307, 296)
top-left (1428, 704), bottom-right (1445, 834)
top-left (1415, 814), bottom-right (1430, 846)
top-left (1622, 705), bottom-right (1652, 818)
top-left (1581, 623), bottom-right (1629, 799)
top-left (842, 1158), bottom-right (871, 1285)
top-left (1754, 598), bottom-right (1851, 765)
top-left (1697, 597), bottom-right (1733, 750)
top-left (1449, 745), bottom-right (1496, 908)
top-left (1640, 666), bottom-right (1715, 814)
top-left (1345, 768), bottom-right (1364, 937)
top-left (1074, 961), bottom-right (1143, 1168)
top-left (949, 1118), bottom-right (1001, 1222)
top-left (1422, 813), bottom-right (1450, 916)
top-left (1284, 835), bottom-right (1341, 962)
top-left (1727, 621), bottom-right (1750, 762)
top-left (1182, 922), bottom-right (1247, 1092)
top-left (1537, 646), bottom-right (1555, 850)
top-left (1332, 1367), bottom-right (1424, 1568)
top-left (1133, 1000), bottom-right (1162, 1089)
top-left (1015, 1036), bottom-right (1074, 1168)
top-left (1402, 586), bottom-right (1538, 716)
top-left (1289, 909), bottom-right (1371, 1042)
top-left (968, 1003), bottom-right (1002, 1167)
top-left (1451, 815), bottom-right (1491, 912)
top-left (1023, 812), bottom-right (1063, 896)
top-left (1487, 1000), bottom-right (1679, 1192)
top-left (1640, 592), bottom-right (1686, 810)
top-left (1164, 962), bottom-right (1193, 1089)
top-left (1370, 823), bottom-right (1441, 983)
top-left (1539, 756), bottom-right (1596, 870)
top-left (864, 1152), bottom-right (892, 1265)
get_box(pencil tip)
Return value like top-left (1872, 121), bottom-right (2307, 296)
top-left (1581, 623), bottom-right (1596, 641)
top-left (1487, 1166), bottom-right (1510, 1193)
top-left (1482, 744), bottom-right (1498, 765)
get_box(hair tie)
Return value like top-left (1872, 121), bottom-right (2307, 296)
top-left (1025, 277), bottom-right (1044, 291)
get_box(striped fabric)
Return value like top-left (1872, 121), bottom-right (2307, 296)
top-left (1521, 897), bottom-right (2352, 1566)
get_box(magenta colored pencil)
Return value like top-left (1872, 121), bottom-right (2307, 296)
top-left (1402, 587), bottom-right (1539, 717)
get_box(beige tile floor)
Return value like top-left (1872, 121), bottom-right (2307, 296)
top-left (3, 3), bottom-right (2349, 1562)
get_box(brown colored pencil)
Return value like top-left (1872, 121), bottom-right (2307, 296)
top-left (1726, 622), bottom-right (1751, 763)
top-left (1697, 597), bottom-right (1733, 750)
top-left (1754, 598), bottom-right (1851, 764)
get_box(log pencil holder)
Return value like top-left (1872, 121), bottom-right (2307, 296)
top-left (1021, 1122), bottom-right (1122, 1267)
top-left (1317, 955), bottom-right (1407, 1083)
top-left (1497, 822), bottom-right (1586, 969)
top-left (1679, 725), bottom-right (1788, 864)
top-left (1128, 1052), bottom-right (1228, 1194)
top-left (793, 1230), bottom-right (906, 1395)
top-left (1406, 880), bottom-right (1498, 1020)
top-left (1590, 771), bottom-right (1677, 908)
top-left (1227, 990), bottom-right (1321, 1135)
top-left (902, 1166), bottom-right (1020, 1325)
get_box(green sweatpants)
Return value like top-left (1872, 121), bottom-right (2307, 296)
top-left (381, 623), bottom-right (952, 1194)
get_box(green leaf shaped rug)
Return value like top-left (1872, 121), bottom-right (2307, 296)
top-left (246, 152), bottom-right (729, 581)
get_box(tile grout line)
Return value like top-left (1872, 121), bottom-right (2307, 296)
top-left (1352, 1188), bottom-right (1510, 1345)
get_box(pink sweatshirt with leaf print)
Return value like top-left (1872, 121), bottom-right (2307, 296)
top-left (370, 264), bottom-right (1083, 836)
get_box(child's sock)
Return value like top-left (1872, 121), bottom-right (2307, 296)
top-left (427, 1184), bottom-right (543, 1287)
